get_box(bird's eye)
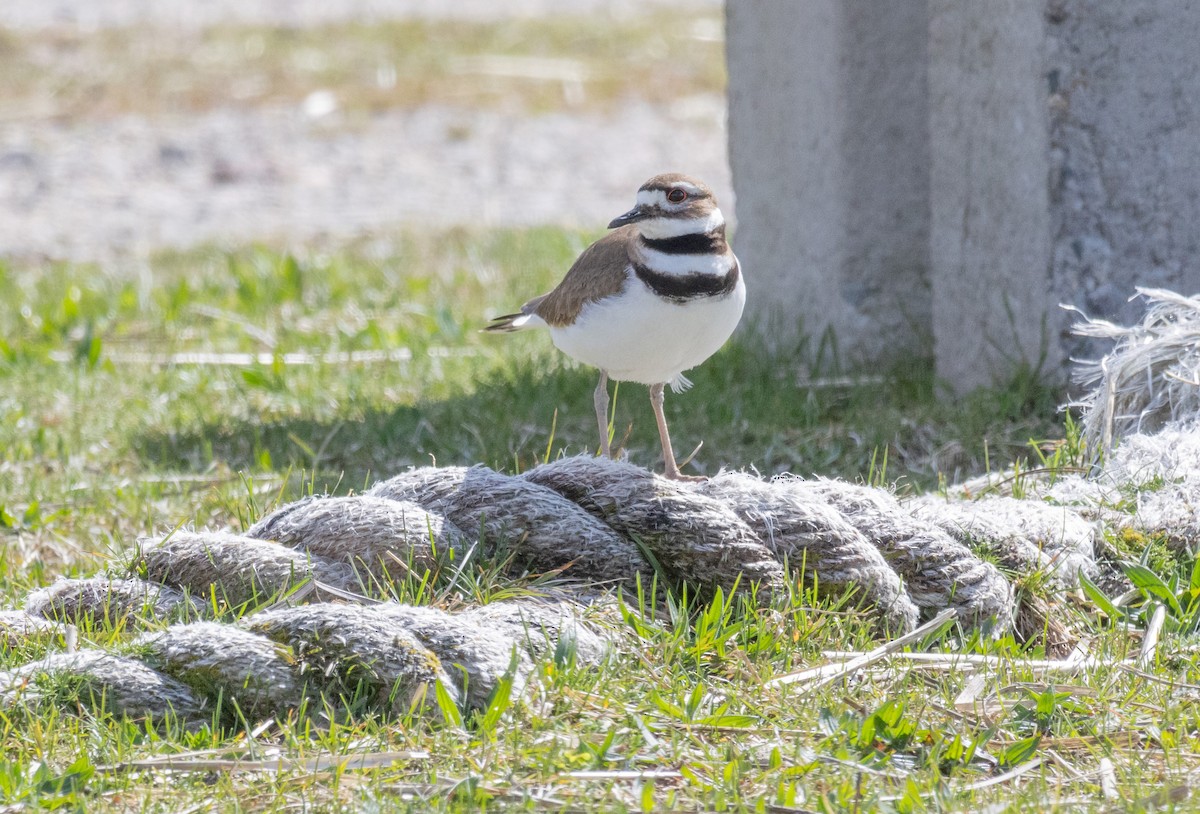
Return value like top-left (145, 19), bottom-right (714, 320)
top-left (667, 189), bottom-right (688, 204)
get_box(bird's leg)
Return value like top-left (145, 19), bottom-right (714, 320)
top-left (649, 382), bottom-right (704, 481)
top-left (594, 370), bottom-right (611, 458)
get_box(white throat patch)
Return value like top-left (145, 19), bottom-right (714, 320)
top-left (637, 208), bottom-right (725, 240)
top-left (635, 245), bottom-right (735, 277)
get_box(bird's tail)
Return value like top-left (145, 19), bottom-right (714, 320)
top-left (484, 294), bottom-right (546, 333)
top-left (483, 312), bottom-right (536, 333)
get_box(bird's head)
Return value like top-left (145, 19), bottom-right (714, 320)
top-left (608, 174), bottom-right (724, 239)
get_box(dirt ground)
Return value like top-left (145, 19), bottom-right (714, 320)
top-left (0, 0), bottom-right (729, 261)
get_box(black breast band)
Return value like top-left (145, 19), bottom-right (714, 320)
top-left (639, 233), bottom-right (726, 255)
top-left (633, 260), bottom-right (740, 303)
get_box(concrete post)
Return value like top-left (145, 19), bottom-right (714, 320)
top-left (726, 1), bottom-right (931, 368)
top-left (726, 0), bottom-right (1200, 390)
top-left (1046, 3), bottom-right (1200, 359)
top-left (927, 0), bottom-right (1059, 386)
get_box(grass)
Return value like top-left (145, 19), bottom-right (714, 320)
top-left (0, 228), bottom-right (1061, 578)
top-left (3, 227), bottom-right (1199, 811)
top-left (0, 12), bottom-right (724, 122)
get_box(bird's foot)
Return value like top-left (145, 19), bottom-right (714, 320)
top-left (661, 440), bottom-right (705, 479)
top-left (661, 457), bottom-right (707, 481)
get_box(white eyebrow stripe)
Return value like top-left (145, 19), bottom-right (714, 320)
top-left (636, 189), bottom-right (668, 208)
top-left (636, 183), bottom-right (704, 207)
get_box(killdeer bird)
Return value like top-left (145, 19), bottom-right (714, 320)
top-left (485, 173), bottom-right (744, 480)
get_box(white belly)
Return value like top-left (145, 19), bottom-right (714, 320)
top-left (547, 273), bottom-right (746, 386)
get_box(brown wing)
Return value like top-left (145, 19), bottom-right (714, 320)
top-left (530, 226), bottom-right (635, 327)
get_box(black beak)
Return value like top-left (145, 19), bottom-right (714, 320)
top-left (608, 205), bottom-right (648, 229)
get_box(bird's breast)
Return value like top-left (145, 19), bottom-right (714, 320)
top-left (547, 261), bottom-right (745, 384)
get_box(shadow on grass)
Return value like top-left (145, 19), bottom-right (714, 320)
top-left (131, 333), bottom-right (1065, 495)
top-left (135, 362), bottom-right (611, 489)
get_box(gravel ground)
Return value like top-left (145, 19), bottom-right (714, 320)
top-left (1, 100), bottom-right (728, 261)
top-left (1, 0), bottom-right (720, 30)
top-left (0, 1), bottom-right (729, 262)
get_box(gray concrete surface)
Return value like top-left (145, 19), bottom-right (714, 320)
top-left (729, 0), bottom-right (1200, 389)
top-left (928, 0), bottom-right (1059, 386)
top-left (1047, 2), bottom-right (1200, 360)
top-left (727, 1), bottom-right (930, 365)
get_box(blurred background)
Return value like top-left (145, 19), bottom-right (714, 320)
top-left (0, 0), bottom-right (728, 260)
top-left (0, 1), bottom-right (1065, 573)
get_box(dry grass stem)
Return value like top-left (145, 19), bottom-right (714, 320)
top-left (766, 609), bottom-right (957, 690)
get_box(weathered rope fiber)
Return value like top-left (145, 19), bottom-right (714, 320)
top-left (16, 285), bottom-right (1200, 726)
top-left (2, 452), bottom-right (1108, 724)
top-left (368, 465), bottom-right (649, 584)
top-left (244, 603), bottom-right (463, 717)
top-left (697, 472), bottom-right (921, 633)
top-left (910, 496), bottom-right (1098, 586)
top-left (0, 650), bottom-right (211, 724)
top-left (2, 598), bottom-right (602, 725)
top-left (947, 290), bottom-right (1200, 559)
top-left (137, 531), bottom-right (362, 608)
top-left (0, 610), bottom-right (62, 646)
top-left (246, 495), bottom-right (466, 588)
top-left (521, 457), bottom-right (788, 592)
top-left (1072, 287), bottom-right (1200, 453)
top-left (136, 622), bottom-right (303, 721)
top-left (777, 477), bottom-right (1015, 627)
top-left (25, 576), bottom-right (198, 627)
top-left (27, 463), bottom-right (1085, 635)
